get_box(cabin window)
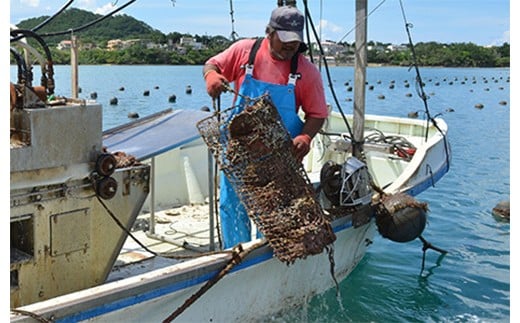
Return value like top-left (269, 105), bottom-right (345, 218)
top-left (10, 214), bottom-right (34, 289)
top-left (10, 214), bottom-right (34, 260)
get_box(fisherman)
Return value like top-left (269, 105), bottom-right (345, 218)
top-left (203, 5), bottom-right (329, 249)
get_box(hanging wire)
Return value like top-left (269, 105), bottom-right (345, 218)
top-left (336, 0), bottom-right (387, 44)
top-left (397, 0), bottom-right (450, 173)
top-left (32, 0), bottom-right (75, 33)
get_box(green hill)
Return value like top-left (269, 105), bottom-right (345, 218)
top-left (13, 8), bottom-right (164, 46)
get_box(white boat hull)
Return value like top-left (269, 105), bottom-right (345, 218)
top-left (12, 218), bottom-right (376, 322)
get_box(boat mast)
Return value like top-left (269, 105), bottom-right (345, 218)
top-left (353, 0), bottom-right (367, 159)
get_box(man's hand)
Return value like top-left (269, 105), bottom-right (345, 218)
top-left (204, 70), bottom-right (228, 98)
top-left (292, 134), bottom-right (312, 162)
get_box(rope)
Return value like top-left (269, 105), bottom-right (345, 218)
top-left (326, 245), bottom-right (339, 295)
top-left (10, 309), bottom-right (51, 323)
top-left (162, 240), bottom-right (268, 322)
top-left (419, 235), bottom-right (448, 272)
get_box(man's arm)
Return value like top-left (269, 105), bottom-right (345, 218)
top-left (301, 117), bottom-right (325, 139)
top-left (202, 64), bottom-right (221, 78)
top-left (293, 116), bottom-right (326, 162)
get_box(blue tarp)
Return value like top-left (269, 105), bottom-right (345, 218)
top-left (102, 109), bottom-right (211, 161)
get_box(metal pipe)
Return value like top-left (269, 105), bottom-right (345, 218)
top-left (149, 157), bottom-right (156, 235)
top-left (207, 150), bottom-right (215, 251)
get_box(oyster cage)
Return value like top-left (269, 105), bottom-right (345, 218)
top-left (196, 95), bottom-right (336, 264)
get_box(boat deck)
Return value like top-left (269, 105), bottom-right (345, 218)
top-left (107, 204), bottom-right (219, 282)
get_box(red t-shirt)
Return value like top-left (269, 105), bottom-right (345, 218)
top-left (206, 38), bottom-right (329, 119)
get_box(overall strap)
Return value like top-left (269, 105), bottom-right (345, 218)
top-left (288, 53), bottom-right (300, 85)
top-left (246, 36), bottom-right (301, 85)
top-left (242, 37), bottom-right (264, 75)
top-left (248, 37), bottom-right (264, 66)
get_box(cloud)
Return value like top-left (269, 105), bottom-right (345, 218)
top-left (20, 0), bottom-right (39, 7)
top-left (71, 0), bottom-right (115, 15)
top-left (311, 19), bottom-right (346, 42)
top-left (94, 3), bottom-right (116, 15)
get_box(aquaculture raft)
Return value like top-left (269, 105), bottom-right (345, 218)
top-left (197, 95), bottom-right (336, 264)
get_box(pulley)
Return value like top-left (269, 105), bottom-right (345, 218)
top-left (319, 157), bottom-right (373, 208)
top-left (95, 176), bottom-right (118, 200)
top-left (95, 153), bottom-right (117, 176)
top-left (320, 160), bottom-right (342, 206)
top-left (339, 157), bottom-right (373, 207)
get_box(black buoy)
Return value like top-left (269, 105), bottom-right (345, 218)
top-left (143, 90), bottom-right (150, 96)
top-left (90, 92), bottom-right (98, 99)
top-left (109, 97), bottom-right (118, 105)
top-left (200, 106), bottom-right (211, 112)
top-left (377, 94), bottom-right (385, 100)
top-left (474, 103), bottom-right (484, 109)
top-left (119, 86), bottom-right (125, 91)
top-left (407, 111), bottom-right (418, 118)
top-left (186, 85), bottom-right (192, 94)
top-left (499, 100), bottom-right (507, 106)
top-left (376, 193), bottom-right (428, 243)
top-left (128, 112), bottom-right (139, 119)
top-left (169, 94), bottom-right (177, 103)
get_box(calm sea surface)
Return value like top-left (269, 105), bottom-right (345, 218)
top-left (10, 65), bottom-right (511, 322)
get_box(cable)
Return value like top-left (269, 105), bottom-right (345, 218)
top-left (31, 0), bottom-right (75, 33)
top-left (302, 0), bottom-right (353, 140)
top-left (10, 29), bottom-right (55, 95)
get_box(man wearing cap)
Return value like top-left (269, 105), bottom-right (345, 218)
top-left (203, 5), bottom-right (328, 249)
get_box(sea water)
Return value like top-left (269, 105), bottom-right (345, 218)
top-left (10, 65), bottom-right (511, 322)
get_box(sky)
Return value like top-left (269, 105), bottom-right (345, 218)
top-left (8, 0), bottom-right (511, 47)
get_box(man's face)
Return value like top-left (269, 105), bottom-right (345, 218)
top-left (268, 31), bottom-right (300, 61)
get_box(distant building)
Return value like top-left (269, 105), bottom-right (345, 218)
top-left (57, 40), bottom-right (72, 50)
top-left (106, 39), bottom-right (143, 51)
top-left (179, 37), bottom-right (204, 50)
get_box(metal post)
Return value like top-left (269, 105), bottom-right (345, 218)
top-left (353, 0), bottom-right (367, 159)
top-left (70, 35), bottom-right (79, 99)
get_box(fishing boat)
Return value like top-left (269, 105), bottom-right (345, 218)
top-left (10, 1), bottom-right (451, 322)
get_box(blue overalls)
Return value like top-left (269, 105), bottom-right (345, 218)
top-left (219, 39), bottom-right (304, 249)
